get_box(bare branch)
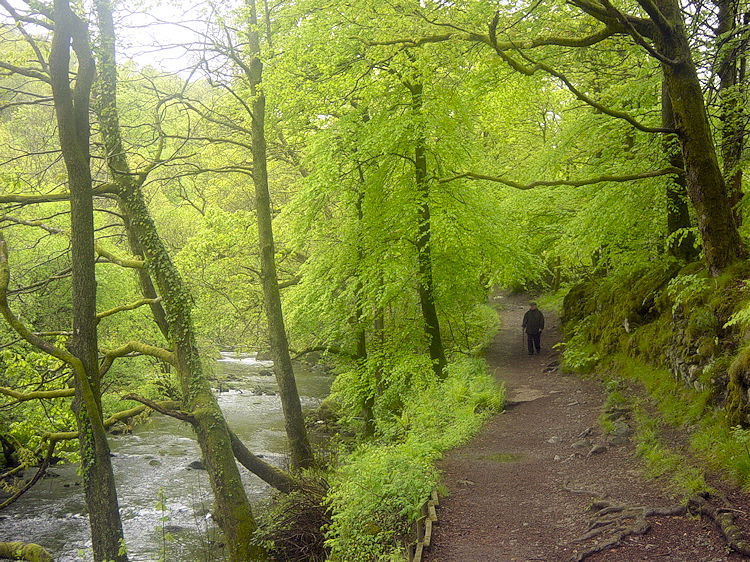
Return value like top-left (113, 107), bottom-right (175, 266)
top-left (0, 183), bottom-right (117, 205)
top-left (0, 386), bottom-right (74, 403)
top-left (97, 298), bottom-right (162, 321)
top-left (120, 394), bottom-right (193, 422)
top-left (439, 166), bottom-right (684, 189)
top-left (100, 341), bottom-right (176, 371)
top-left (0, 61), bottom-right (50, 84)
top-left (0, 439), bottom-right (57, 511)
top-left (598, 0), bottom-right (677, 65)
top-left (634, 0), bottom-right (674, 35)
top-left (497, 49), bottom-right (673, 133)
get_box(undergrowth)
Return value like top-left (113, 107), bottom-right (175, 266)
top-left (630, 405), bottom-right (708, 497)
top-left (324, 356), bottom-right (504, 561)
top-left (594, 354), bottom-right (750, 493)
top-left (561, 259), bottom-right (750, 493)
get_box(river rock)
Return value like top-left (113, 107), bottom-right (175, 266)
top-left (149, 459), bottom-right (161, 467)
top-left (571, 439), bottom-right (590, 449)
top-left (258, 369), bottom-right (273, 377)
top-left (109, 421), bottom-right (131, 435)
top-left (187, 460), bottom-right (205, 470)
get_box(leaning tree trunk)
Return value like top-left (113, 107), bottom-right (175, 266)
top-left (92, 0), bottom-right (169, 339)
top-left (655, 0), bottom-right (745, 275)
top-left (117, 188), bottom-right (263, 561)
top-left (49, 2), bottom-right (126, 560)
top-left (246, 0), bottom-right (314, 470)
top-left (92, 3), bottom-right (263, 559)
top-left (409, 81), bottom-right (447, 379)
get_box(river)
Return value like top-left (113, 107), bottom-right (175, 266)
top-left (0, 353), bottom-right (332, 561)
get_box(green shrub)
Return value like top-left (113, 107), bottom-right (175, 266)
top-left (324, 357), bottom-right (504, 560)
top-left (559, 327), bottom-right (600, 373)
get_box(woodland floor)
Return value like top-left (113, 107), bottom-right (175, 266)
top-left (424, 292), bottom-right (750, 561)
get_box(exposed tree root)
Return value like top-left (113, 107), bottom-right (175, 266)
top-left (570, 492), bottom-right (750, 560)
top-left (253, 476), bottom-right (330, 561)
top-left (688, 493), bottom-right (750, 556)
top-left (568, 501), bottom-right (685, 561)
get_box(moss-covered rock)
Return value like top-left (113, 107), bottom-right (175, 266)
top-left (561, 260), bottom-right (750, 426)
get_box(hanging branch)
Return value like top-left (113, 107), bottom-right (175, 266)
top-left (0, 439), bottom-right (57, 511)
top-left (0, 215), bottom-right (144, 268)
top-left (120, 394), bottom-right (193, 422)
top-left (495, 48), bottom-right (673, 134)
top-left (123, 393), bottom-right (299, 493)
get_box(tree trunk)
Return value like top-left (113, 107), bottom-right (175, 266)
top-left (654, 0), bottom-right (745, 275)
top-left (117, 180), bottom-right (264, 562)
top-left (354, 165), bottom-right (374, 433)
top-left (661, 79), bottom-right (697, 261)
top-left (409, 81), bottom-right (447, 378)
top-left (246, 0), bottom-right (314, 470)
top-left (716, 0), bottom-right (745, 226)
top-left (92, 3), bottom-right (264, 559)
top-left (92, 0), bottom-right (170, 339)
top-left (49, 2), bottom-right (126, 560)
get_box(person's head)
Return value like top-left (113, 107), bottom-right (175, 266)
top-left (529, 301), bottom-right (537, 309)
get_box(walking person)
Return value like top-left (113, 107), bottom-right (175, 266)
top-left (522, 301), bottom-right (545, 355)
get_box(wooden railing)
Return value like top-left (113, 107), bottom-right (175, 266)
top-left (406, 489), bottom-right (439, 561)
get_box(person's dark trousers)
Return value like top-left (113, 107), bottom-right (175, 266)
top-left (527, 332), bottom-right (541, 354)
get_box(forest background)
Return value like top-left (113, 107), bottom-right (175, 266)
top-left (0, 0), bottom-right (748, 560)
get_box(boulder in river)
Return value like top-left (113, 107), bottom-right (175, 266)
top-left (187, 460), bottom-right (205, 470)
top-left (109, 421), bottom-right (131, 435)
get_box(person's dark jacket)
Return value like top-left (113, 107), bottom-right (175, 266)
top-left (522, 309), bottom-right (545, 334)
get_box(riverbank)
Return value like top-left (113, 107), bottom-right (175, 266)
top-left (0, 354), bottom-right (331, 560)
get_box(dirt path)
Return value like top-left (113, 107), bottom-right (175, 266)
top-left (425, 293), bottom-right (748, 561)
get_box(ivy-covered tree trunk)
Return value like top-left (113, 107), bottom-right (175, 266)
top-left (92, 0), bottom-right (169, 340)
top-left (661, 80), bottom-right (696, 261)
top-left (246, 0), bottom-right (314, 470)
top-left (654, 0), bottom-right (745, 275)
top-left (92, 3), bottom-right (263, 559)
top-left (49, 2), bottom-right (126, 560)
top-left (409, 81), bottom-right (447, 379)
top-left (116, 187), bottom-right (264, 561)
